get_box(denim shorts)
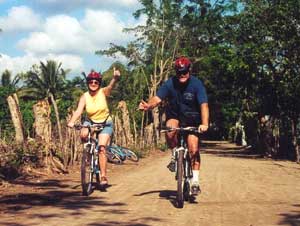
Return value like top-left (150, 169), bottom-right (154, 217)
top-left (83, 120), bottom-right (113, 136)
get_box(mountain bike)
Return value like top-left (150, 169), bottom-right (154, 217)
top-left (74, 123), bottom-right (107, 196)
top-left (107, 144), bottom-right (139, 162)
top-left (160, 126), bottom-right (201, 208)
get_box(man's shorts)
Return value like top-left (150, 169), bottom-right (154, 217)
top-left (83, 120), bottom-right (114, 136)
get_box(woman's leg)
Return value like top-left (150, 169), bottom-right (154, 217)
top-left (97, 133), bottom-right (110, 183)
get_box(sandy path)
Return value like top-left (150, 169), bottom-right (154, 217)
top-left (0, 142), bottom-right (300, 226)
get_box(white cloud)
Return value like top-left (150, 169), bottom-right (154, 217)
top-left (0, 6), bottom-right (42, 32)
top-left (18, 9), bottom-right (136, 55)
top-left (81, 10), bottom-right (130, 45)
top-left (0, 53), bottom-right (84, 76)
top-left (0, 4), bottom-right (146, 78)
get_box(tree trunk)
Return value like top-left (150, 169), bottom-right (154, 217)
top-left (33, 99), bottom-right (51, 143)
top-left (132, 116), bottom-right (137, 146)
top-left (291, 117), bottom-right (300, 163)
top-left (144, 123), bottom-right (154, 146)
top-left (117, 101), bottom-right (134, 146)
top-left (33, 99), bottom-right (67, 173)
top-left (113, 113), bottom-right (126, 146)
top-left (6, 93), bottom-right (25, 144)
top-left (152, 107), bottom-right (160, 144)
top-left (49, 93), bottom-right (63, 147)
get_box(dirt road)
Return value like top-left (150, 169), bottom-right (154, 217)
top-left (1, 141), bottom-right (300, 226)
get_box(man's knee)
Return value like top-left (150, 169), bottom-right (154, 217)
top-left (165, 119), bottom-right (179, 148)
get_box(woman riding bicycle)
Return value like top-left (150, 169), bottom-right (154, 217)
top-left (68, 68), bottom-right (120, 186)
top-left (139, 56), bottom-right (209, 195)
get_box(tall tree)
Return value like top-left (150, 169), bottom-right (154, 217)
top-left (98, 0), bottom-right (186, 145)
top-left (220, 0), bottom-right (300, 160)
top-left (24, 60), bottom-right (68, 148)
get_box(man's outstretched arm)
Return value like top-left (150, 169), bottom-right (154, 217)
top-left (139, 96), bottom-right (162, 111)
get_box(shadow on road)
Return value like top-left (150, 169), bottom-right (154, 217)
top-left (10, 178), bottom-right (70, 189)
top-left (201, 141), bottom-right (263, 159)
top-left (134, 189), bottom-right (198, 208)
top-left (278, 204), bottom-right (300, 226)
top-left (0, 187), bottom-right (127, 221)
top-left (134, 189), bottom-right (176, 207)
top-left (86, 217), bottom-right (161, 226)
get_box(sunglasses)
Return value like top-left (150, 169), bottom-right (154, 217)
top-left (88, 80), bottom-right (100, 85)
top-left (176, 70), bottom-right (189, 76)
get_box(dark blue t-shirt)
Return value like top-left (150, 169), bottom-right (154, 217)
top-left (156, 75), bottom-right (208, 126)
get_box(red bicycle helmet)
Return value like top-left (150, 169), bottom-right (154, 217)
top-left (175, 57), bottom-right (191, 74)
top-left (86, 70), bottom-right (102, 83)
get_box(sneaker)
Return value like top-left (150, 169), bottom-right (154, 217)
top-left (167, 158), bottom-right (175, 172)
top-left (191, 182), bottom-right (201, 195)
top-left (100, 176), bottom-right (108, 186)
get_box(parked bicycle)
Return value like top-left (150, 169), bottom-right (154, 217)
top-left (106, 146), bottom-right (123, 164)
top-left (73, 123), bottom-right (108, 196)
top-left (107, 144), bottom-right (139, 163)
top-left (160, 126), bottom-right (202, 208)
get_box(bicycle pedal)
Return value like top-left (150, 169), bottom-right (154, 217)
top-left (167, 160), bottom-right (175, 172)
top-left (191, 185), bottom-right (201, 196)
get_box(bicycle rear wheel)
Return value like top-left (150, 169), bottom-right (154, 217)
top-left (81, 148), bottom-right (93, 196)
top-left (176, 150), bottom-right (184, 208)
top-left (123, 148), bottom-right (139, 162)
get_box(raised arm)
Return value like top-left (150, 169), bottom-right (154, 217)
top-left (103, 67), bottom-right (120, 96)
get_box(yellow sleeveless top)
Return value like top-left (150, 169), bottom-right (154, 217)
top-left (84, 89), bottom-right (111, 123)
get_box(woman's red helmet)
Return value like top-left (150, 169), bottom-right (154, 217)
top-left (87, 70), bottom-right (102, 83)
top-left (175, 57), bottom-right (191, 74)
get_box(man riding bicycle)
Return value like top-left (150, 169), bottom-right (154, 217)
top-left (139, 56), bottom-right (209, 195)
top-left (68, 68), bottom-right (120, 186)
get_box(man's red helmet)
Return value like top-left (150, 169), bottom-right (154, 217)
top-left (175, 57), bottom-right (191, 74)
top-left (87, 70), bottom-right (102, 83)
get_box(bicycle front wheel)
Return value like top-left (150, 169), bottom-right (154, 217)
top-left (81, 148), bottom-right (93, 196)
top-left (176, 150), bottom-right (184, 208)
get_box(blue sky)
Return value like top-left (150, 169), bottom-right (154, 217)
top-left (0, 0), bottom-right (144, 79)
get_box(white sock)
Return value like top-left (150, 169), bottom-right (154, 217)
top-left (192, 170), bottom-right (199, 184)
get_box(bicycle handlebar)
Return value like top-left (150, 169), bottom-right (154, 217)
top-left (160, 126), bottom-right (202, 134)
top-left (73, 123), bottom-right (107, 131)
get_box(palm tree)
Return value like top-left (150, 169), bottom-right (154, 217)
top-left (1, 70), bottom-right (25, 144)
top-left (25, 60), bottom-right (69, 148)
